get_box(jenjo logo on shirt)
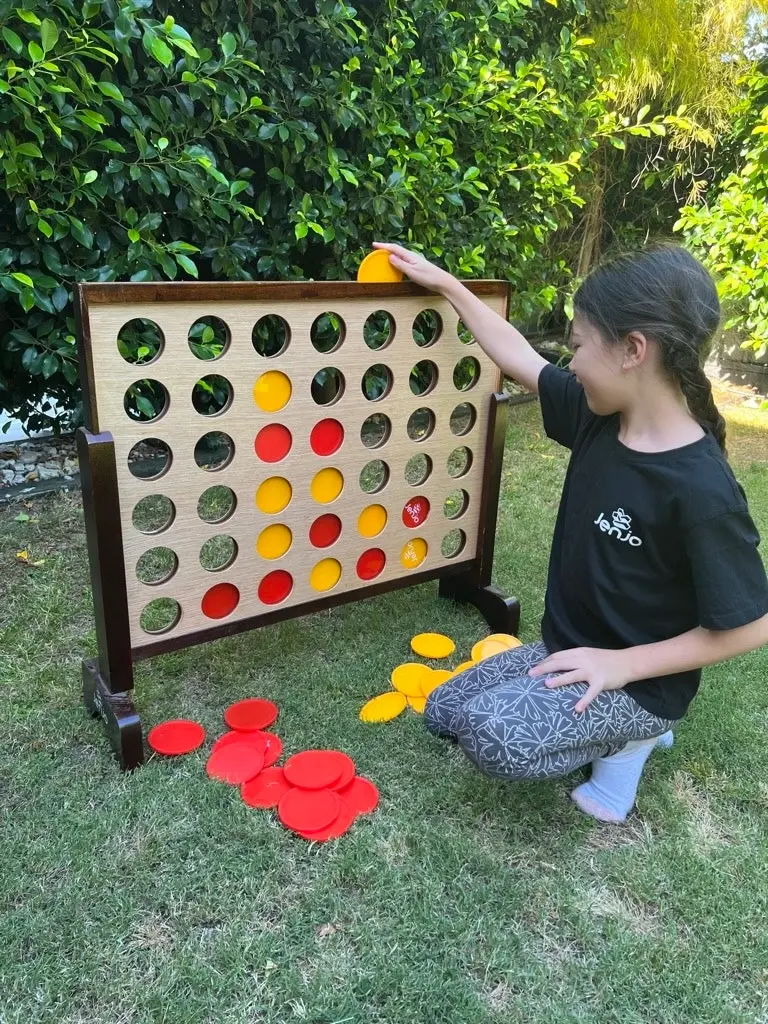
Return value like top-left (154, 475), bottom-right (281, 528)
top-left (593, 507), bottom-right (643, 547)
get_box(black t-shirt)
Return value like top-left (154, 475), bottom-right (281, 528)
top-left (537, 363), bottom-right (768, 720)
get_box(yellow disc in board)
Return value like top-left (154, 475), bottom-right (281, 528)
top-left (310, 558), bottom-right (342, 592)
top-left (311, 467), bottom-right (344, 504)
top-left (256, 476), bottom-right (292, 514)
top-left (391, 662), bottom-right (431, 697)
top-left (448, 660), bottom-right (475, 679)
top-left (253, 370), bottom-right (292, 412)
top-left (400, 538), bottom-right (428, 570)
top-left (420, 668), bottom-right (453, 697)
top-left (411, 632), bottom-right (456, 659)
top-left (358, 503), bottom-right (388, 538)
top-left (357, 249), bottom-right (404, 283)
top-left (360, 691), bottom-right (407, 722)
top-left (257, 523), bottom-right (292, 559)
top-left (408, 695), bottom-right (427, 714)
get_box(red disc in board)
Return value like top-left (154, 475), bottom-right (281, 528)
top-left (262, 732), bottom-right (283, 767)
top-left (224, 698), bottom-right (278, 731)
top-left (356, 548), bottom-right (386, 581)
top-left (310, 419), bottom-right (344, 456)
top-left (201, 582), bottom-right (240, 619)
top-left (337, 776), bottom-right (379, 815)
top-left (206, 741), bottom-right (264, 785)
top-left (309, 514), bottom-right (342, 548)
top-left (212, 730), bottom-right (268, 755)
top-left (278, 786), bottom-right (340, 833)
top-left (255, 424), bottom-right (292, 463)
top-left (283, 750), bottom-right (352, 790)
top-left (297, 797), bottom-right (356, 841)
top-left (258, 570), bottom-right (293, 605)
top-left (241, 766), bottom-right (291, 808)
top-left (147, 719), bottom-right (205, 756)
top-left (402, 496), bottom-right (430, 528)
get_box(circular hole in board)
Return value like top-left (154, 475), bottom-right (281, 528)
top-left (406, 407), bottom-right (435, 442)
top-left (258, 569), bottom-right (293, 605)
top-left (311, 467), bottom-right (344, 504)
top-left (254, 370), bottom-right (292, 412)
top-left (194, 431), bottom-right (235, 471)
top-left (409, 360), bottom-right (438, 397)
top-left (311, 312), bottom-right (345, 354)
top-left (444, 489), bottom-right (470, 520)
top-left (412, 309), bottom-right (443, 347)
top-left (256, 476), bottom-right (292, 514)
top-left (357, 548), bottom-right (386, 580)
top-left (200, 534), bottom-right (238, 572)
top-left (136, 546), bottom-right (178, 585)
top-left (447, 446), bottom-right (473, 479)
top-left (198, 485), bottom-right (237, 524)
top-left (127, 438), bottom-right (172, 480)
top-left (257, 523), bottom-right (293, 559)
top-left (202, 582), bottom-right (240, 619)
top-left (457, 319), bottom-right (475, 345)
top-left (400, 538), bottom-right (428, 570)
top-left (310, 419), bottom-right (344, 456)
top-left (442, 529), bottom-right (467, 559)
top-left (364, 310), bottom-right (395, 350)
top-left (449, 402), bottom-right (476, 436)
top-left (361, 413), bottom-right (391, 449)
top-left (310, 557), bottom-right (342, 592)
top-left (358, 504), bottom-right (387, 538)
top-left (402, 495), bottom-right (430, 528)
top-left (140, 597), bottom-right (181, 634)
top-left (192, 374), bottom-right (233, 416)
top-left (132, 495), bottom-right (176, 534)
top-left (405, 453), bottom-right (432, 486)
top-left (188, 316), bottom-right (230, 360)
top-left (359, 459), bottom-right (389, 494)
top-left (117, 318), bottom-right (164, 365)
top-left (362, 364), bottom-right (393, 402)
top-left (453, 356), bottom-right (480, 392)
top-left (124, 379), bottom-right (169, 423)
top-left (309, 513), bottom-right (342, 548)
top-left (311, 367), bottom-right (345, 406)
top-left (255, 424), bottom-right (292, 463)
top-left (252, 314), bottom-right (290, 357)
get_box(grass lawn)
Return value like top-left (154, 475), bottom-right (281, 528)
top-left (2, 400), bottom-right (767, 1024)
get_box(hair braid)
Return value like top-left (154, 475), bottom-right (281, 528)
top-left (664, 341), bottom-right (727, 454)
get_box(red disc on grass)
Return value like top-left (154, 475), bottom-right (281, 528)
top-left (201, 582), bottom-right (240, 619)
top-left (262, 732), bottom-right (283, 767)
top-left (241, 766), bottom-right (291, 809)
top-left (297, 797), bottom-right (356, 841)
top-left (329, 756), bottom-right (356, 792)
top-left (309, 513), bottom-right (342, 548)
top-left (337, 776), bottom-right (379, 815)
top-left (212, 729), bottom-right (267, 755)
top-left (278, 786), bottom-right (340, 833)
top-left (147, 719), bottom-right (205, 756)
top-left (255, 424), bottom-right (292, 463)
top-left (206, 741), bottom-right (264, 785)
top-left (310, 418), bottom-right (344, 456)
top-left (224, 698), bottom-right (278, 732)
top-left (356, 547), bottom-right (386, 581)
top-left (283, 750), bottom-right (352, 790)
top-left (402, 496), bottom-right (430, 528)
top-left (258, 570), bottom-right (293, 605)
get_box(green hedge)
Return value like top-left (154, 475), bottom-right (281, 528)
top-left (1, 0), bottom-right (608, 433)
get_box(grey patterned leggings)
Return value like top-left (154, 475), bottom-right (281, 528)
top-left (424, 641), bottom-right (677, 780)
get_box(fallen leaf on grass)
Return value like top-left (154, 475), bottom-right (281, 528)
top-left (16, 549), bottom-right (45, 568)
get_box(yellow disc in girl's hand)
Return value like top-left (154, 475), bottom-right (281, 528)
top-left (411, 632), bottom-right (456, 659)
top-left (357, 249), bottom-right (404, 283)
top-left (391, 663), bottom-right (431, 697)
top-left (408, 695), bottom-right (427, 714)
top-left (420, 669), bottom-right (453, 697)
top-left (359, 691), bottom-right (407, 723)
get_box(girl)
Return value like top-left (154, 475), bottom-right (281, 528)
top-left (373, 241), bottom-right (768, 823)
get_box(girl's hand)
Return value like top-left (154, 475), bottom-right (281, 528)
top-left (372, 242), bottom-right (456, 294)
top-left (528, 648), bottom-right (633, 713)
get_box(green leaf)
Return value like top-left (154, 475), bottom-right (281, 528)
top-left (636, 104), bottom-right (650, 124)
top-left (175, 254), bottom-right (198, 277)
top-left (40, 18), bottom-right (58, 52)
top-left (16, 8), bottom-right (42, 26)
top-left (156, 137), bottom-right (169, 151)
top-left (19, 288), bottom-right (34, 312)
top-left (16, 143), bottom-right (42, 158)
top-left (37, 218), bottom-right (53, 237)
top-left (11, 272), bottom-right (34, 287)
top-left (220, 32), bottom-right (236, 58)
top-left (127, 228), bottom-right (140, 243)
top-left (97, 81), bottom-right (124, 102)
top-left (70, 218), bottom-right (94, 248)
top-left (151, 37), bottom-right (173, 67)
top-left (42, 353), bottom-right (58, 378)
top-left (2, 27), bottom-right (24, 53)
top-left (172, 37), bottom-right (199, 58)
top-left (82, 170), bottom-right (98, 184)
top-left (28, 40), bottom-right (44, 62)
top-left (295, 221), bottom-right (308, 239)
top-left (202, 325), bottom-right (215, 344)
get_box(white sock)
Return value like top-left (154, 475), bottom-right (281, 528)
top-left (571, 731), bottom-right (674, 823)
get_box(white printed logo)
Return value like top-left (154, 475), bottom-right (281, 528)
top-left (593, 507), bottom-right (643, 547)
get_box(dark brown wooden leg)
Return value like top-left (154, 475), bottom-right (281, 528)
top-left (83, 659), bottom-right (144, 770)
top-left (439, 576), bottom-right (521, 634)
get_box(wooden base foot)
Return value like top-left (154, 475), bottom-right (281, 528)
top-left (438, 577), bottom-right (521, 635)
top-left (83, 658), bottom-right (144, 771)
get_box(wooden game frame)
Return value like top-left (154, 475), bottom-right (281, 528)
top-left (76, 280), bottom-right (520, 769)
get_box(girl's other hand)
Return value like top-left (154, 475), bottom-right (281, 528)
top-left (372, 242), bottom-right (456, 294)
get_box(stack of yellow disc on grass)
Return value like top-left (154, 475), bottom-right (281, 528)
top-left (471, 633), bottom-right (522, 663)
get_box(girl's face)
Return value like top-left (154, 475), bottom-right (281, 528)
top-left (568, 314), bottom-right (628, 415)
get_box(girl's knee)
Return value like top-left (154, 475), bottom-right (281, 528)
top-left (454, 696), bottom-right (537, 780)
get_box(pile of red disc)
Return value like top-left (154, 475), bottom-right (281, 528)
top-left (146, 697), bottom-right (378, 842)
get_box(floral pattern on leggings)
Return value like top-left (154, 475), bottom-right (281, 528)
top-left (424, 641), bottom-right (677, 780)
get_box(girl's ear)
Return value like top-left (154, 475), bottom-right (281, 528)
top-left (622, 330), bottom-right (649, 370)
